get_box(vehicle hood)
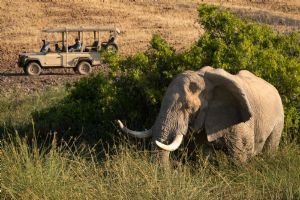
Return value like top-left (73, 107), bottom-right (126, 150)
top-left (19, 52), bottom-right (44, 56)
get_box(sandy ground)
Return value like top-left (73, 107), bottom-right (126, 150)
top-left (0, 0), bottom-right (299, 95)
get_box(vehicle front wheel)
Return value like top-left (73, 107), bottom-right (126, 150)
top-left (25, 62), bottom-right (42, 76)
top-left (76, 61), bottom-right (92, 75)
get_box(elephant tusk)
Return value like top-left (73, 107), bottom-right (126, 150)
top-left (155, 134), bottom-right (183, 151)
top-left (117, 120), bottom-right (152, 138)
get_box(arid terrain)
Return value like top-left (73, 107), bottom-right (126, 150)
top-left (0, 0), bottom-right (299, 95)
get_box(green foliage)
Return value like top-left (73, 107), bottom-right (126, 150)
top-left (33, 4), bottom-right (299, 143)
top-left (33, 35), bottom-right (186, 142)
top-left (188, 4), bottom-right (300, 142)
top-left (194, 5), bottom-right (299, 110)
top-left (33, 74), bottom-right (118, 141)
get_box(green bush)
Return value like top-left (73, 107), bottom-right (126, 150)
top-left (187, 4), bottom-right (300, 142)
top-left (33, 4), bottom-right (299, 144)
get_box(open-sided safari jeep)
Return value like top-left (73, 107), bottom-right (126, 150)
top-left (18, 26), bottom-right (120, 76)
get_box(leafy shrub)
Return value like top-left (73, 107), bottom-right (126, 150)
top-left (33, 38), bottom-right (180, 143)
top-left (187, 4), bottom-right (300, 142)
top-left (33, 4), bottom-right (299, 144)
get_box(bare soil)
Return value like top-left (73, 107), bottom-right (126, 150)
top-left (0, 0), bottom-right (299, 96)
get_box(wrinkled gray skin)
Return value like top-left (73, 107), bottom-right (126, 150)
top-left (123, 66), bottom-right (284, 165)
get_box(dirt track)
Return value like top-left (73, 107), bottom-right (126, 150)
top-left (0, 0), bottom-right (299, 96)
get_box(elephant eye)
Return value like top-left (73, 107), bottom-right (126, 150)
top-left (189, 82), bottom-right (200, 93)
top-left (184, 102), bottom-right (191, 110)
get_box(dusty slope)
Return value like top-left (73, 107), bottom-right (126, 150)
top-left (0, 0), bottom-right (201, 68)
top-left (0, 0), bottom-right (299, 95)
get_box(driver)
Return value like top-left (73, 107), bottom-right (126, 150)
top-left (40, 40), bottom-right (50, 53)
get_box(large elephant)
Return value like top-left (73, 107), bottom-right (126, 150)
top-left (117, 66), bottom-right (284, 165)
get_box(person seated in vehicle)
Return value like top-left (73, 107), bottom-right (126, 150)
top-left (68, 38), bottom-right (82, 52)
top-left (107, 35), bottom-right (115, 44)
top-left (101, 34), bottom-right (115, 48)
top-left (55, 42), bottom-right (62, 52)
top-left (40, 40), bottom-right (50, 53)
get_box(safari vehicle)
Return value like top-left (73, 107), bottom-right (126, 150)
top-left (18, 26), bottom-right (120, 76)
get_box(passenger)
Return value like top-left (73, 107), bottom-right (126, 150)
top-left (68, 38), bottom-right (81, 52)
top-left (40, 40), bottom-right (50, 53)
top-left (55, 42), bottom-right (62, 52)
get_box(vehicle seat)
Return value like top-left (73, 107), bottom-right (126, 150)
top-left (91, 41), bottom-right (99, 51)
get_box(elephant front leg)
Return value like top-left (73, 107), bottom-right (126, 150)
top-left (223, 125), bottom-right (255, 162)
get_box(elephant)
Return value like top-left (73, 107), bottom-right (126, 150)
top-left (117, 66), bottom-right (284, 165)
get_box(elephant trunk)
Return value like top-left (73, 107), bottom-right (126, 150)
top-left (151, 143), bottom-right (171, 167)
top-left (158, 149), bottom-right (171, 167)
top-left (150, 113), bottom-right (188, 167)
top-left (152, 111), bottom-right (188, 150)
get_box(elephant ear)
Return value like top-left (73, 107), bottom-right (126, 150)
top-left (204, 69), bottom-right (252, 142)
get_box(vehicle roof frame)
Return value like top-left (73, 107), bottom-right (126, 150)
top-left (42, 26), bottom-right (120, 34)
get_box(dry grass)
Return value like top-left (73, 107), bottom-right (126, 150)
top-left (0, 0), bottom-right (299, 95)
top-left (1, 0), bottom-right (299, 69)
top-left (1, 132), bottom-right (300, 200)
top-left (206, 0), bottom-right (300, 33)
top-left (0, 0), bottom-right (201, 69)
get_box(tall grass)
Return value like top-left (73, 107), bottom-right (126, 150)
top-left (0, 87), bottom-right (66, 133)
top-left (1, 132), bottom-right (299, 200)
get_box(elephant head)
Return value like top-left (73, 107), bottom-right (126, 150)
top-left (118, 66), bottom-right (252, 165)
